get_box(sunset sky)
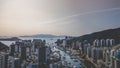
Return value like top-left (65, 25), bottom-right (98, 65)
top-left (0, 0), bottom-right (120, 36)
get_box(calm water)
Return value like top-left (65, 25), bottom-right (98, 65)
top-left (0, 37), bottom-right (65, 46)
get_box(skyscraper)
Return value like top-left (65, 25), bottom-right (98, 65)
top-left (9, 43), bottom-right (15, 56)
top-left (0, 52), bottom-right (9, 68)
top-left (8, 57), bottom-right (20, 68)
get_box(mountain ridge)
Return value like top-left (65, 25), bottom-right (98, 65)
top-left (71, 27), bottom-right (120, 44)
top-left (20, 34), bottom-right (66, 38)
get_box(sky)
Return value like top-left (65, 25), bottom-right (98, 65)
top-left (0, 0), bottom-right (120, 36)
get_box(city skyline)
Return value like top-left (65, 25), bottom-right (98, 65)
top-left (0, 0), bottom-right (120, 36)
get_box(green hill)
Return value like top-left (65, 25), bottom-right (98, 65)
top-left (72, 28), bottom-right (120, 44)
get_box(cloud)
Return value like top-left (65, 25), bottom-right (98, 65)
top-left (42, 7), bottom-right (120, 24)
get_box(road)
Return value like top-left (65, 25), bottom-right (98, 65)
top-left (51, 45), bottom-right (84, 68)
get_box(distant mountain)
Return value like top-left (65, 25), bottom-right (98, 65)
top-left (72, 27), bottom-right (120, 44)
top-left (20, 34), bottom-right (65, 38)
top-left (0, 37), bottom-right (21, 41)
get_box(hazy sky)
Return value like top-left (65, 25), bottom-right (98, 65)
top-left (0, 0), bottom-right (120, 36)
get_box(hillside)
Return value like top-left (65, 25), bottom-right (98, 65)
top-left (72, 28), bottom-right (120, 44)
top-left (20, 34), bottom-right (65, 38)
top-left (0, 37), bottom-right (21, 41)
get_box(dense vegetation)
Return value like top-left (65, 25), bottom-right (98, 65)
top-left (72, 28), bottom-right (120, 45)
